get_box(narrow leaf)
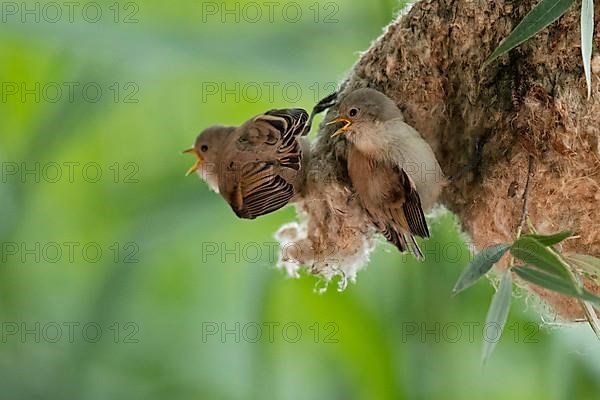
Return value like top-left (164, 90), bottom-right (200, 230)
top-left (481, 271), bottom-right (513, 367)
top-left (564, 253), bottom-right (600, 283)
top-left (511, 237), bottom-right (570, 279)
top-left (524, 230), bottom-right (572, 247)
top-left (452, 244), bottom-right (511, 295)
top-left (484, 0), bottom-right (575, 66)
top-left (581, 0), bottom-right (594, 98)
top-left (514, 266), bottom-right (579, 295)
top-left (514, 266), bottom-right (600, 308)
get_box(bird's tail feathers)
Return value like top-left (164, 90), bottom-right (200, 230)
top-left (383, 226), bottom-right (424, 261)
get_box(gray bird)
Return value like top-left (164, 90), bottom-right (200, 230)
top-left (184, 108), bottom-right (310, 219)
top-left (328, 88), bottom-right (446, 259)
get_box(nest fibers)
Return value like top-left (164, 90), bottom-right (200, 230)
top-left (275, 138), bottom-right (377, 291)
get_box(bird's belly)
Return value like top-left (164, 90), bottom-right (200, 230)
top-left (363, 169), bottom-right (396, 205)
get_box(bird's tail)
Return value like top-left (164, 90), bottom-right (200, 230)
top-left (384, 226), bottom-right (424, 261)
top-left (407, 234), bottom-right (424, 261)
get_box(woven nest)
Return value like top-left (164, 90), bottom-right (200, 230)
top-left (275, 0), bottom-right (600, 320)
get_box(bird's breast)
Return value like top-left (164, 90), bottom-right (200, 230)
top-left (347, 147), bottom-right (395, 206)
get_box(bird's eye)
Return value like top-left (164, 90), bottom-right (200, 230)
top-left (200, 145), bottom-right (209, 152)
top-left (348, 108), bottom-right (359, 117)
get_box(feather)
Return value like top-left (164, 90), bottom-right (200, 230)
top-left (219, 108), bottom-right (309, 219)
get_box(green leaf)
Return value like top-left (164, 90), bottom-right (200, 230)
top-left (514, 266), bottom-right (600, 308)
top-left (452, 243), bottom-right (511, 295)
top-left (481, 271), bottom-right (513, 367)
top-left (511, 237), bottom-right (570, 279)
top-left (484, 0), bottom-right (575, 66)
top-left (514, 266), bottom-right (579, 295)
top-left (524, 230), bottom-right (572, 247)
top-left (581, 0), bottom-right (594, 98)
top-left (564, 253), bottom-right (600, 283)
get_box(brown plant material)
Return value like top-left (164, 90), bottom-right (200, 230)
top-left (276, 0), bottom-right (600, 318)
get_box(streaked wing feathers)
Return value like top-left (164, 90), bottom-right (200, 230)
top-left (398, 168), bottom-right (430, 238)
top-left (260, 108), bottom-right (310, 138)
top-left (226, 108), bottom-right (308, 219)
top-left (232, 162), bottom-right (295, 219)
top-left (382, 226), bottom-right (424, 260)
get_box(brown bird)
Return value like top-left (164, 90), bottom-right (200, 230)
top-left (184, 108), bottom-right (310, 219)
top-left (328, 88), bottom-right (446, 259)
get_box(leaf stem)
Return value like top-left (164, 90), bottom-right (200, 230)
top-left (510, 156), bottom-right (535, 268)
top-left (516, 155), bottom-right (535, 239)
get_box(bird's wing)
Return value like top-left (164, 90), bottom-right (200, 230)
top-left (380, 225), bottom-right (424, 260)
top-left (260, 108), bottom-right (310, 137)
top-left (383, 118), bottom-right (446, 211)
top-left (256, 108), bottom-right (308, 170)
top-left (226, 161), bottom-right (296, 219)
top-left (385, 165), bottom-right (430, 239)
top-left (376, 168), bottom-right (429, 260)
top-left (221, 108), bottom-right (309, 219)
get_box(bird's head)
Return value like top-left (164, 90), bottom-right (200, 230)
top-left (183, 125), bottom-right (234, 191)
top-left (327, 88), bottom-right (401, 150)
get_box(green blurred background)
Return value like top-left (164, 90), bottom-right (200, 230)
top-left (0, 0), bottom-right (599, 398)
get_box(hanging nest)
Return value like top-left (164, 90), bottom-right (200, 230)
top-left (275, 0), bottom-right (600, 320)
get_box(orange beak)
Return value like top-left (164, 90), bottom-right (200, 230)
top-left (182, 147), bottom-right (204, 176)
top-left (327, 116), bottom-right (352, 137)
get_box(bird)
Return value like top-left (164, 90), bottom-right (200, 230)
top-left (327, 88), bottom-right (446, 259)
top-left (183, 108), bottom-right (310, 219)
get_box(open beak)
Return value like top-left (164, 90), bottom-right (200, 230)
top-left (327, 116), bottom-right (352, 137)
top-left (182, 147), bottom-right (204, 176)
